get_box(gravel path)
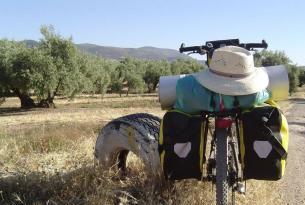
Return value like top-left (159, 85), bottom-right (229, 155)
top-left (280, 98), bottom-right (305, 205)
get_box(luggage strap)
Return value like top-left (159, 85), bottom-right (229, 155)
top-left (262, 125), bottom-right (288, 160)
top-left (249, 107), bottom-right (288, 160)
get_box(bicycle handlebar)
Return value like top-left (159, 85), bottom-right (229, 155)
top-left (179, 43), bottom-right (209, 54)
top-left (179, 39), bottom-right (268, 55)
top-left (239, 40), bottom-right (268, 50)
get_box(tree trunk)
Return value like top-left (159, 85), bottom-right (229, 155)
top-left (0, 97), bottom-right (5, 106)
top-left (38, 92), bottom-right (56, 108)
top-left (153, 83), bottom-right (158, 93)
top-left (13, 89), bottom-right (36, 109)
top-left (147, 85), bottom-right (153, 93)
top-left (20, 95), bottom-right (36, 109)
top-left (38, 99), bottom-right (55, 108)
top-left (126, 88), bottom-right (129, 97)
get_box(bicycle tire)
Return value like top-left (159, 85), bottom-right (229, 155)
top-left (216, 128), bottom-right (229, 205)
top-left (94, 113), bottom-right (161, 174)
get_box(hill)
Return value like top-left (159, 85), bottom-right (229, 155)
top-left (76, 44), bottom-right (190, 61)
top-left (22, 40), bottom-right (39, 48)
top-left (22, 40), bottom-right (190, 61)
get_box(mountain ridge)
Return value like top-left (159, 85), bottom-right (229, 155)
top-left (22, 40), bottom-right (191, 61)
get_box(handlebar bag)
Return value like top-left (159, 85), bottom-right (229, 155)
top-left (158, 110), bottom-right (207, 180)
top-left (240, 101), bottom-right (289, 180)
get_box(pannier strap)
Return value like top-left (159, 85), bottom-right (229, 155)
top-left (262, 125), bottom-right (288, 160)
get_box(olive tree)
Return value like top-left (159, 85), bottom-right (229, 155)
top-left (299, 69), bottom-right (305, 87)
top-left (84, 54), bottom-right (116, 97)
top-left (37, 25), bottom-right (91, 107)
top-left (110, 57), bottom-right (145, 96)
top-left (170, 59), bottom-right (204, 75)
top-left (143, 60), bottom-right (171, 93)
top-left (0, 40), bottom-right (38, 108)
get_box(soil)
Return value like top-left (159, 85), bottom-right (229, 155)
top-left (280, 97), bottom-right (305, 205)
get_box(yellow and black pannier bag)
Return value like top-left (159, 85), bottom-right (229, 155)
top-left (159, 110), bottom-right (207, 180)
top-left (240, 102), bottom-right (289, 180)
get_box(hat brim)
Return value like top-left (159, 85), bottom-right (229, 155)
top-left (194, 67), bottom-right (269, 96)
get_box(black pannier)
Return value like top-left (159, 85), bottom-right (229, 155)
top-left (240, 102), bottom-right (289, 180)
top-left (159, 110), bottom-right (207, 180)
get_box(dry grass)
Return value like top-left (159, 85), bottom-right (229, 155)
top-left (0, 91), bottom-right (301, 204)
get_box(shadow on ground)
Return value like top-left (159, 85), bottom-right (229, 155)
top-left (0, 107), bottom-right (45, 117)
top-left (289, 121), bottom-right (305, 127)
top-left (290, 97), bottom-right (305, 105)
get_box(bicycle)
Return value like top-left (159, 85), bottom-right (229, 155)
top-left (94, 39), bottom-right (268, 205)
top-left (178, 39), bottom-right (268, 205)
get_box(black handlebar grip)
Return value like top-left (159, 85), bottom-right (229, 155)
top-left (242, 40), bottom-right (268, 50)
top-left (262, 40), bottom-right (268, 48)
top-left (179, 45), bottom-right (202, 53)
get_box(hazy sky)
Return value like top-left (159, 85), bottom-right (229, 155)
top-left (0, 0), bottom-right (304, 65)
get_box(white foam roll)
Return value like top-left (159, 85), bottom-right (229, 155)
top-left (263, 65), bottom-right (289, 101)
top-left (158, 65), bottom-right (289, 109)
top-left (158, 74), bottom-right (187, 110)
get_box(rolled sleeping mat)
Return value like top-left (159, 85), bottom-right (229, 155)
top-left (158, 65), bottom-right (289, 109)
top-left (158, 74), bottom-right (188, 110)
top-left (263, 65), bottom-right (289, 101)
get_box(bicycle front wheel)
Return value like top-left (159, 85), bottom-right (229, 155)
top-left (216, 128), bottom-right (229, 205)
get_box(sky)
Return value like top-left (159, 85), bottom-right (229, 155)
top-left (0, 0), bottom-right (304, 65)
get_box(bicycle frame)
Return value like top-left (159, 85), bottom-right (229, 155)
top-left (203, 111), bottom-right (244, 205)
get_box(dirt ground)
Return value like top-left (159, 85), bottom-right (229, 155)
top-left (279, 96), bottom-right (305, 205)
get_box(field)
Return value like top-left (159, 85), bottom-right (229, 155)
top-left (0, 93), bottom-right (295, 204)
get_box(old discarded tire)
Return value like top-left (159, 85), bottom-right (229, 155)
top-left (95, 113), bottom-right (161, 174)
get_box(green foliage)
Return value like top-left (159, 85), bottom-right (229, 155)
top-left (143, 60), bottom-right (171, 93)
top-left (286, 64), bottom-right (300, 93)
top-left (84, 54), bottom-right (116, 96)
top-left (29, 48), bottom-right (57, 100)
top-left (126, 73), bottom-right (145, 94)
top-left (110, 79), bottom-right (124, 96)
top-left (39, 25), bottom-right (82, 101)
top-left (110, 57), bottom-right (146, 96)
top-left (254, 50), bottom-right (291, 67)
top-left (299, 69), bottom-right (305, 87)
top-left (0, 39), bottom-right (37, 108)
top-left (170, 59), bottom-right (204, 75)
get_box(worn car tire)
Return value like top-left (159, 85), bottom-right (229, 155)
top-left (94, 113), bottom-right (161, 174)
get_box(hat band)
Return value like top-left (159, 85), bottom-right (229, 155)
top-left (209, 69), bottom-right (253, 78)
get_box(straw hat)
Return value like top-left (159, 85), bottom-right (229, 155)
top-left (194, 46), bottom-right (269, 96)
